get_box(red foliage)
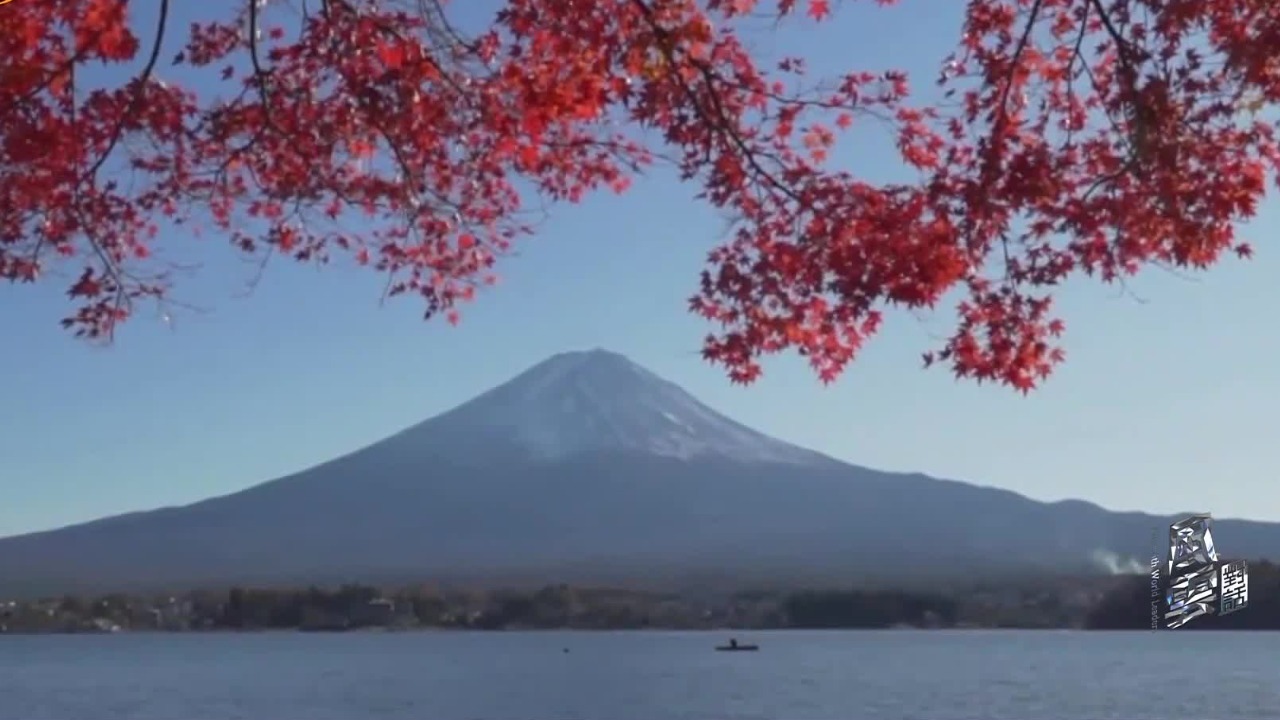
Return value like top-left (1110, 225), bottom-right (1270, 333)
top-left (2, 0), bottom-right (1277, 391)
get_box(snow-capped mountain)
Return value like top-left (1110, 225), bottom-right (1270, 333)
top-left (427, 349), bottom-right (826, 464)
top-left (2, 348), bottom-right (1280, 596)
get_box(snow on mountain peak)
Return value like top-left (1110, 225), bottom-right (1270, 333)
top-left (441, 349), bottom-right (823, 464)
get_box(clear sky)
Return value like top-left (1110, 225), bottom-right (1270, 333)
top-left (1, 1), bottom-right (1276, 538)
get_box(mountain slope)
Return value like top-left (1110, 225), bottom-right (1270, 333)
top-left (0, 349), bottom-right (1276, 595)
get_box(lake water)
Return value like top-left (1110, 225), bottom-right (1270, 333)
top-left (0, 630), bottom-right (1272, 719)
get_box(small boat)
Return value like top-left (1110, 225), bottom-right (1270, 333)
top-left (715, 638), bottom-right (759, 652)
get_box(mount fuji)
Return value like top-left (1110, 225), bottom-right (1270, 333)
top-left (3, 349), bottom-right (1280, 595)
top-left (424, 348), bottom-right (825, 465)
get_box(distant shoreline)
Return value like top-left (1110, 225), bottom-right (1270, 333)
top-left (0, 622), bottom-right (1264, 632)
top-left (5, 567), bottom-right (1271, 633)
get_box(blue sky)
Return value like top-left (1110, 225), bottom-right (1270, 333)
top-left (1, 1), bottom-right (1276, 538)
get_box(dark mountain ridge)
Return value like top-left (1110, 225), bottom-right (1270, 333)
top-left (0, 349), bottom-right (1274, 596)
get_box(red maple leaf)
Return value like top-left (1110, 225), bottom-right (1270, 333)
top-left (807, 0), bottom-right (831, 21)
top-left (376, 41), bottom-right (406, 70)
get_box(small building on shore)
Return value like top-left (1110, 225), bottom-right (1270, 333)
top-left (352, 598), bottom-right (395, 627)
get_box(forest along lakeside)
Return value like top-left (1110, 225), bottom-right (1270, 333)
top-left (1, 560), bottom-right (1276, 633)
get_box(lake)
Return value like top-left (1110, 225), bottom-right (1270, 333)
top-left (0, 630), bottom-right (1272, 719)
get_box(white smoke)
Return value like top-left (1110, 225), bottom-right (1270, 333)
top-left (1090, 548), bottom-right (1148, 575)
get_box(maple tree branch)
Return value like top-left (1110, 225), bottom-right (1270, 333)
top-left (55, 0), bottom-right (172, 340)
top-left (5, 0), bottom-right (1269, 389)
top-left (1089, 0), bottom-right (1140, 79)
top-left (993, 0), bottom-right (1045, 132)
top-left (330, 8), bottom-right (506, 275)
top-left (413, 0), bottom-right (477, 57)
top-left (80, 0), bottom-right (170, 185)
top-left (1060, 1), bottom-right (1091, 149)
top-left (332, 0), bottom-right (474, 98)
top-left (629, 0), bottom-right (803, 208)
top-left (1087, 0), bottom-right (1154, 164)
top-left (2, 25), bottom-right (114, 119)
top-left (951, 0), bottom-right (1048, 289)
top-left (247, 0), bottom-right (277, 115)
top-left (221, 0), bottom-right (289, 196)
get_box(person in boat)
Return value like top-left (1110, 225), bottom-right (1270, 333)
top-left (728, 638), bottom-right (738, 648)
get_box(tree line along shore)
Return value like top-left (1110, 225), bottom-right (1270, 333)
top-left (1, 561), bottom-right (1275, 633)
